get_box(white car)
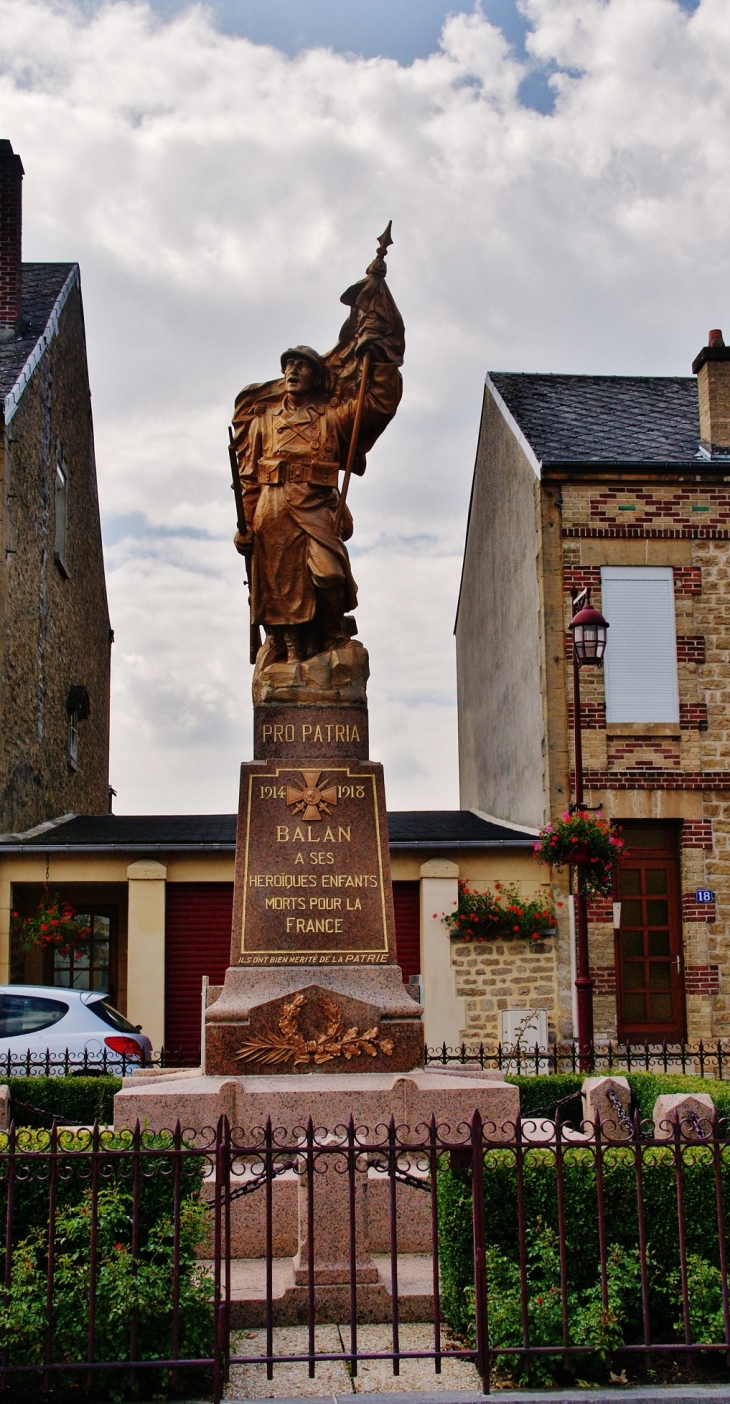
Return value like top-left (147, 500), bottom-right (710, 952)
top-left (0, 985), bottom-right (153, 1074)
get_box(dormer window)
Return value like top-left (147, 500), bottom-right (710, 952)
top-left (55, 453), bottom-right (69, 579)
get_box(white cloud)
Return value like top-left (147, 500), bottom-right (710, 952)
top-left (1, 0), bottom-right (729, 812)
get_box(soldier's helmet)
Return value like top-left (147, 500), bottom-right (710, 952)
top-left (280, 345), bottom-right (326, 386)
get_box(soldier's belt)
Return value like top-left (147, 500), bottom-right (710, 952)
top-left (257, 459), bottom-right (340, 487)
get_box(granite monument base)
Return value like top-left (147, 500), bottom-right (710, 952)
top-left (115, 1066), bottom-right (517, 1322)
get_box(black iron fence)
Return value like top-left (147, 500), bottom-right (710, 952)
top-left (5, 1039), bottom-right (729, 1081)
top-left (1, 1109), bottom-right (730, 1398)
top-left (0, 1044), bottom-right (199, 1079)
top-left (426, 1040), bottom-right (730, 1078)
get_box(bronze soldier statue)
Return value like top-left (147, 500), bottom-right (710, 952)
top-left (230, 226), bottom-right (405, 671)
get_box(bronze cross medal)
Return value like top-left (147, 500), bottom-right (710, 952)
top-left (286, 770), bottom-right (338, 821)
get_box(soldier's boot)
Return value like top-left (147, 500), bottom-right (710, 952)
top-left (316, 585), bottom-right (348, 652)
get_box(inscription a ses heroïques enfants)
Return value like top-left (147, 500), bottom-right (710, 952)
top-left (239, 766), bottom-right (389, 962)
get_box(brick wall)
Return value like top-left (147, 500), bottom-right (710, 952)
top-left (674, 567), bottom-right (703, 594)
top-left (681, 821), bottom-right (713, 849)
top-left (0, 142), bottom-right (22, 334)
top-left (567, 702), bottom-right (606, 729)
top-left (607, 738), bottom-right (681, 768)
top-left (680, 702), bottom-right (708, 730)
top-left (685, 965), bottom-right (720, 995)
top-left (677, 635), bottom-right (706, 663)
top-left (591, 965), bottom-right (617, 995)
top-left (682, 892), bottom-right (716, 922)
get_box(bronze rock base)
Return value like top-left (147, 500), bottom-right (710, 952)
top-left (252, 639), bottom-right (369, 706)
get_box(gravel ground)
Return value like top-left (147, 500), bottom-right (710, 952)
top-left (225, 1324), bottom-right (481, 1398)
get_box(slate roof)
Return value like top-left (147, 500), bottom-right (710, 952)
top-left (0, 264), bottom-right (76, 407)
top-left (489, 372), bottom-right (702, 466)
top-left (0, 810), bottom-right (533, 852)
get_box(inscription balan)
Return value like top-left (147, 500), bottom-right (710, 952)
top-left (239, 766), bottom-right (389, 965)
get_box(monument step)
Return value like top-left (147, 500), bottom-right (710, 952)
top-left (200, 1253), bottom-right (434, 1326)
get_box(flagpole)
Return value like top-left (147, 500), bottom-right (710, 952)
top-left (334, 349), bottom-right (370, 539)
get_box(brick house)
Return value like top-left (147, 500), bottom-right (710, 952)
top-left (0, 140), bottom-right (111, 833)
top-left (455, 333), bottom-right (730, 1046)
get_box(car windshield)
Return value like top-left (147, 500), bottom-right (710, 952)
top-left (87, 998), bottom-right (139, 1034)
top-left (0, 994), bottom-right (69, 1037)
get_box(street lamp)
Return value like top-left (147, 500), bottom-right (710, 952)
top-left (568, 588), bottom-right (609, 1066)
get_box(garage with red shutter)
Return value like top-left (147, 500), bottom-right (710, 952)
top-left (392, 880), bottom-right (420, 983)
top-left (164, 883), bottom-right (233, 1061)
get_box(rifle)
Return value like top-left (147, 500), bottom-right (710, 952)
top-left (228, 426), bottom-right (262, 665)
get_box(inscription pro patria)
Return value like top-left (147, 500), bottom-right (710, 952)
top-left (241, 766), bottom-right (389, 964)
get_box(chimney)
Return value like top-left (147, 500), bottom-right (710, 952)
top-left (692, 328), bottom-right (730, 456)
top-left (0, 140), bottom-right (24, 343)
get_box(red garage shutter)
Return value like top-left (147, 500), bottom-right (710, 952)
top-left (392, 881), bottom-right (420, 984)
top-left (165, 883), bottom-right (233, 1062)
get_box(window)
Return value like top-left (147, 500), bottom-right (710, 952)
top-left (54, 453), bottom-right (69, 578)
top-left (0, 994), bottom-right (68, 1037)
top-left (53, 913), bottom-right (111, 992)
top-left (65, 685), bottom-right (90, 774)
top-left (601, 566), bottom-right (679, 722)
top-left (88, 998), bottom-right (138, 1033)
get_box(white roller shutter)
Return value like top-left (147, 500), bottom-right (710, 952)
top-left (601, 566), bottom-right (679, 723)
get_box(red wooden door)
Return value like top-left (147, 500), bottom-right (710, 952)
top-left (392, 881), bottom-right (420, 984)
top-left (165, 883), bottom-right (233, 1061)
top-left (616, 825), bottom-right (685, 1041)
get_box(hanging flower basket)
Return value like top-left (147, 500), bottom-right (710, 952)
top-left (11, 895), bottom-right (92, 958)
top-left (441, 880), bottom-right (561, 944)
top-left (534, 811), bottom-right (623, 896)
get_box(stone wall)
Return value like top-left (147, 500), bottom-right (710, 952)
top-left (0, 281), bottom-right (111, 830)
top-left (452, 927), bottom-right (560, 1046)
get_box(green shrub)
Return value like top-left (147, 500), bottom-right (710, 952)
top-left (0, 1182), bottom-right (213, 1395)
top-left (481, 1225), bottom-right (644, 1386)
top-left (1, 1075), bottom-right (121, 1128)
top-left (672, 1254), bottom-right (727, 1345)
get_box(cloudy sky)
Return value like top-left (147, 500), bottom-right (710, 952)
top-left (1, 0), bottom-right (726, 816)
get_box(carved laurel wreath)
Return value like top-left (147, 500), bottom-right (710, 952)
top-left (235, 992), bottom-right (394, 1067)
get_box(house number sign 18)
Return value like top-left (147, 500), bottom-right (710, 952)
top-left (696, 888), bottom-right (715, 903)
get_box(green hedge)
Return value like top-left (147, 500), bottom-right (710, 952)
top-left (1, 1075), bottom-right (121, 1128)
top-left (626, 1073), bottom-right (730, 1124)
top-left (506, 1072), bottom-right (730, 1129)
top-left (506, 1074), bottom-right (583, 1123)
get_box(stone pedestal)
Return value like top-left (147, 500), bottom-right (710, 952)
top-left (115, 1067), bottom-right (517, 1324)
top-left (293, 1135), bottom-right (377, 1285)
top-left (205, 700), bottom-right (423, 1076)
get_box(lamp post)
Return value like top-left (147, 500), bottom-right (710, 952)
top-left (568, 588), bottom-right (609, 1068)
